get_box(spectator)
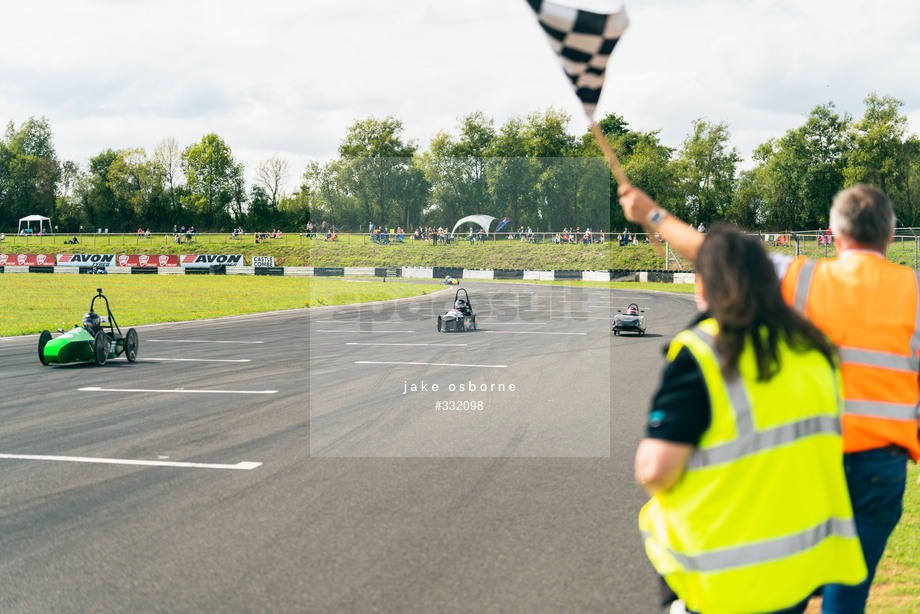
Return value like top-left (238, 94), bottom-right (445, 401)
top-left (618, 183), bottom-right (919, 614)
top-left (635, 225), bottom-right (866, 614)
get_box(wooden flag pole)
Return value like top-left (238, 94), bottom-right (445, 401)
top-left (589, 121), bottom-right (665, 256)
top-left (590, 121), bottom-right (628, 187)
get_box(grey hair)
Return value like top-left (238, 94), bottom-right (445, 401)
top-left (829, 184), bottom-right (895, 251)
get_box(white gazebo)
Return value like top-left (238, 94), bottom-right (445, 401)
top-left (451, 214), bottom-right (497, 237)
top-left (18, 214), bottom-right (52, 235)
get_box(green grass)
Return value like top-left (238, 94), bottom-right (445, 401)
top-left (0, 275), bottom-right (441, 337)
top-left (866, 463), bottom-right (920, 613)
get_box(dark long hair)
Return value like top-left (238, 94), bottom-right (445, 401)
top-left (696, 225), bottom-right (835, 380)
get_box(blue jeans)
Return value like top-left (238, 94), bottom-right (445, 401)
top-left (822, 446), bottom-right (908, 614)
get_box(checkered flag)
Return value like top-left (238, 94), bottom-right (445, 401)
top-left (525, 0), bottom-right (628, 119)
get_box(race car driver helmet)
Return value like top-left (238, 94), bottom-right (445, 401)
top-left (627, 306), bottom-right (639, 315)
top-left (83, 311), bottom-right (101, 332)
top-left (455, 299), bottom-right (468, 311)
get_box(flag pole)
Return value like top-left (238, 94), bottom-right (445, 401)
top-left (589, 119), bottom-right (664, 256)
top-left (589, 121), bottom-right (629, 188)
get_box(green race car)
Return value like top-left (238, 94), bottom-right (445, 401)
top-left (39, 288), bottom-right (138, 366)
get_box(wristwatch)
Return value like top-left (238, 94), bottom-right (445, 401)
top-left (647, 208), bottom-right (669, 229)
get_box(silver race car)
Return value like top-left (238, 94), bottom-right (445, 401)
top-left (613, 303), bottom-right (646, 336)
top-left (437, 288), bottom-right (478, 332)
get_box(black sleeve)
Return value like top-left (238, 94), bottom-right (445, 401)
top-left (645, 346), bottom-right (711, 444)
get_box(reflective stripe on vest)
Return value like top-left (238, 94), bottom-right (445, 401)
top-left (653, 516), bottom-right (859, 573)
top-left (686, 327), bottom-right (841, 470)
top-left (794, 261), bottom-right (920, 422)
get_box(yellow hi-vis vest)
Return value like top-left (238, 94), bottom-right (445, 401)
top-left (639, 319), bottom-right (866, 614)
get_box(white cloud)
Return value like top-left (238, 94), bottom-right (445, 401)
top-left (1, 0), bottom-right (917, 191)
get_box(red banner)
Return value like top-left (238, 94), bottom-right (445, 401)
top-left (116, 254), bottom-right (179, 267)
top-left (0, 253), bottom-right (56, 266)
top-left (180, 254), bottom-right (244, 267)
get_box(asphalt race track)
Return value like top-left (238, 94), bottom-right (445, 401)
top-left (0, 281), bottom-right (696, 613)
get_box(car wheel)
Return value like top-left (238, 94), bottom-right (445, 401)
top-left (38, 330), bottom-right (52, 365)
top-left (437, 317), bottom-right (442, 332)
top-left (473, 317), bottom-right (478, 331)
top-left (125, 328), bottom-right (138, 362)
top-left (94, 331), bottom-right (108, 366)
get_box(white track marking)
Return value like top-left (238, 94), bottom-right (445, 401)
top-left (139, 358), bottom-right (252, 363)
top-left (315, 330), bottom-right (416, 333)
top-left (356, 361), bottom-right (506, 368)
top-left (79, 387), bottom-right (277, 394)
top-left (0, 453), bottom-right (261, 470)
top-left (145, 339), bottom-right (265, 344)
top-left (481, 322), bottom-right (547, 326)
top-left (483, 331), bottom-right (588, 336)
top-left (346, 343), bottom-right (468, 347)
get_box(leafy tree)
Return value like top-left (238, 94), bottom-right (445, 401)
top-left (748, 103), bottom-right (851, 230)
top-left (486, 116), bottom-right (538, 233)
top-left (524, 108), bottom-right (577, 230)
top-left (421, 111), bottom-right (495, 227)
top-left (74, 149), bottom-right (120, 232)
top-left (845, 93), bottom-right (920, 226)
top-left (583, 115), bottom-right (676, 231)
top-left (0, 117), bottom-right (60, 228)
top-left (182, 133), bottom-right (244, 230)
top-left (338, 116), bottom-right (418, 229)
top-left (671, 119), bottom-right (740, 226)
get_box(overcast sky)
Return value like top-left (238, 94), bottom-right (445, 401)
top-left (2, 0), bottom-right (918, 191)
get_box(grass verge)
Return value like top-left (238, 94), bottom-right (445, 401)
top-left (0, 275), bottom-right (441, 337)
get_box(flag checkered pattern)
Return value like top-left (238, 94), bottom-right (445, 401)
top-left (525, 0), bottom-right (628, 118)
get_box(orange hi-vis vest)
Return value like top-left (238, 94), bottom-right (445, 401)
top-left (782, 252), bottom-right (920, 461)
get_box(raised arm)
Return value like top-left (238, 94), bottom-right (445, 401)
top-left (617, 184), bottom-right (705, 263)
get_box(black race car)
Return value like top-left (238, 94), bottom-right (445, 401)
top-left (613, 303), bottom-right (646, 336)
top-left (437, 288), bottom-right (478, 332)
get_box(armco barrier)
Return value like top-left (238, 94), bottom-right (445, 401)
top-left (402, 267), bottom-right (433, 279)
top-left (494, 269), bottom-right (524, 280)
top-left (552, 269), bottom-right (583, 280)
top-left (314, 267), bottom-right (345, 276)
top-left (433, 267), bottom-right (463, 279)
top-left (583, 271), bottom-right (611, 282)
top-left (461, 269), bottom-right (494, 280)
top-left (0, 260), bottom-right (696, 283)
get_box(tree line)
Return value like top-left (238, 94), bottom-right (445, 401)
top-left (1, 93), bottom-right (917, 234)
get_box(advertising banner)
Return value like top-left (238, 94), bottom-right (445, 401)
top-left (57, 253), bottom-right (118, 267)
top-left (117, 254), bottom-right (179, 267)
top-left (252, 256), bottom-right (275, 268)
top-left (0, 253), bottom-right (56, 266)
top-left (180, 254), bottom-right (245, 268)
